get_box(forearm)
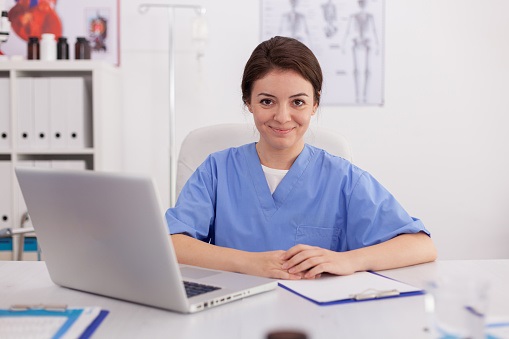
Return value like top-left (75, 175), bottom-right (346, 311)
top-left (346, 232), bottom-right (437, 272)
top-left (171, 234), bottom-right (249, 273)
top-left (171, 234), bottom-right (302, 279)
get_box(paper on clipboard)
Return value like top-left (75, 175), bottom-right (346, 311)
top-left (278, 271), bottom-right (423, 305)
top-left (0, 306), bottom-right (108, 339)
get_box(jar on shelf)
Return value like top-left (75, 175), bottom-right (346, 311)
top-left (74, 37), bottom-right (91, 60)
top-left (40, 33), bottom-right (57, 61)
top-left (57, 37), bottom-right (69, 60)
top-left (27, 37), bottom-right (40, 60)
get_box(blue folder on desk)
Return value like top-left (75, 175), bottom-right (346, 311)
top-left (0, 307), bottom-right (109, 339)
top-left (278, 271), bottom-right (423, 306)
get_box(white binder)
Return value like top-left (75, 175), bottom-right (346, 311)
top-left (0, 161), bottom-right (12, 230)
top-left (49, 78), bottom-right (68, 149)
top-left (51, 160), bottom-right (87, 170)
top-left (0, 78), bottom-right (10, 149)
top-left (65, 78), bottom-right (91, 148)
top-left (17, 78), bottom-right (34, 149)
top-left (50, 77), bottom-right (91, 149)
top-left (34, 160), bottom-right (52, 169)
top-left (16, 160), bottom-right (34, 230)
top-left (33, 78), bottom-right (51, 149)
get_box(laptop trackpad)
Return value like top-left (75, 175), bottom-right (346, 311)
top-left (180, 266), bottom-right (221, 280)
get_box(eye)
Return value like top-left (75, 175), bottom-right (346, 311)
top-left (293, 99), bottom-right (305, 107)
top-left (260, 98), bottom-right (273, 106)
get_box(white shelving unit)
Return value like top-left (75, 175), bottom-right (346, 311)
top-left (0, 60), bottom-right (123, 259)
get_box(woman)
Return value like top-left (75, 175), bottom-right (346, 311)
top-left (166, 36), bottom-right (436, 280)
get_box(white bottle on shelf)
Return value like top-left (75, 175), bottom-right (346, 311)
top-left (40, 33), bottom-right (56, 61)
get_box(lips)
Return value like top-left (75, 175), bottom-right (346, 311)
top-left (270, 126), bottom-right (295, 135)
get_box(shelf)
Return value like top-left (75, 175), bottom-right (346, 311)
top-left (15, 149), bottom-right (95, 155)
top-left (0, 60), bottom-right (119, 72)
top-left (0, 61), bottom-right (122, 261)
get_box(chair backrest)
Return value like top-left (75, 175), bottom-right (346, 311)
top-left (176, 123), bottom-right (352, 198)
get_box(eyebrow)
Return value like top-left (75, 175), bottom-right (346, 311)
top-left (256, 92), bottom-right (310, 98)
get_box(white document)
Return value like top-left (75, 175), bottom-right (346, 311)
top-left (0, 307), bottom-right (103, 339)
top-left (33, 78), bottom-right (51, 149)
top-left (49, 78), bottom-right (68, 149)
top-left (0, 316), bottom-right (67, 338)
top-left (65, 77), bottom-right (91, 149)
top-left (279, 271), bottom-right (422, 305)
top-left (0, 78), bottom-right (10, 149)
top-left (16, 78), bottom-right (34, 149)
top-left (0, 161), bottom-right (12, 231)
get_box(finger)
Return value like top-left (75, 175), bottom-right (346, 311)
top-left (281, 244), bottom-right (314, 260)
top-left (302, 273), bottom-right (320, 280)
top-left (288, 256), bottom-right (324, 274)
top-left (283, 249), bottom-right (322, 270)
top-left (275, 270), bottom-right (303, 280)
top-left (303, 264), bottom-right (328, 279)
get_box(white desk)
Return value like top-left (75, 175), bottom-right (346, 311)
top-left (1, 260), bottom-right (508, 339)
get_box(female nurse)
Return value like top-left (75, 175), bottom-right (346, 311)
top-left (166, 36), bottom-right (437, 280)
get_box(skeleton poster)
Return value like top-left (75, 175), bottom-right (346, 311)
top-left (261, 0), bottom-right (384, 106)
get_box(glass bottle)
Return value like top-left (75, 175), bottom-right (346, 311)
top-left (27, 37), bottom-right (40, 60)
top-left (74, 37), bottom-right (91, 60)
top-left (57, 37), bottom-right (69, 60)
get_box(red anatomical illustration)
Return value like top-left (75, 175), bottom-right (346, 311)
top-left (8, 0), bottom-right (62, 40)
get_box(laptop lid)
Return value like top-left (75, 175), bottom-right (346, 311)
top-left (15, 167), bottom-right (277, 313)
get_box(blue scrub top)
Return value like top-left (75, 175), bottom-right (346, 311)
top-left (165, 143), bottom-right (428, 252)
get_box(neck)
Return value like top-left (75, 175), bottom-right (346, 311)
top-left (255, 142), bottom-right (304, 170)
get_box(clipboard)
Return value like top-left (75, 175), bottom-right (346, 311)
top-left (278, 271), bottom-right (424, 306)
top-left (0, 305), bottom-right (109, 339)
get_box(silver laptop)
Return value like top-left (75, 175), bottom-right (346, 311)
top-left (15, 167), bottom-right (277, 313)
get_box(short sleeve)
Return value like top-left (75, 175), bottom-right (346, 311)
top-left (345, 171), bottom-right (429, 250)
top-left (165, 157), bottom-right (216, 242)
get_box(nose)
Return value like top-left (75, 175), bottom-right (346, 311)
top-left (274, 104), bottom-right (292, 124)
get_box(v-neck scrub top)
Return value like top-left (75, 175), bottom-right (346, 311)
top-left (165, 143), bottom-right (428, 252)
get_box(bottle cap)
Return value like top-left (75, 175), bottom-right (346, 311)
top-left (41, 33), bottom-right (55, 40)
top-left (76, 37), bottom-right (88, 42)
top-left (28, 36), bottom-right (39, 42)
top-left (58, 37), bottom-right (67, 42)
top-left (266, 331), bottom-right (307, 339)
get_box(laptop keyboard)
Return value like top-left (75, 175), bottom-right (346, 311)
top-left (184, 281), bottom-right (222, 298)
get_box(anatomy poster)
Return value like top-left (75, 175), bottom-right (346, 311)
top-left (1, 0), bottom-right (119, 65)
top-left (261, 0), bottom-right (384, 106)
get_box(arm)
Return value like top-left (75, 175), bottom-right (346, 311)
top-left (282, 232), bottom-right (437, 279)
top-left (171, 234), bottom-right (303, 280)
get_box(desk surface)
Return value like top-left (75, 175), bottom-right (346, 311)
top-left (1, 260), bottom-right (508, 339)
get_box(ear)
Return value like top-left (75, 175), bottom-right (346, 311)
top-left (311, 102), bottom-right (318, 116)
top-left (246, 102), bottom-right (253, 113)
top-left (312, 91), bottom-right (321, 116)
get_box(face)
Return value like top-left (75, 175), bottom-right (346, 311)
top-left (247, 69), bottom-right (317, 156)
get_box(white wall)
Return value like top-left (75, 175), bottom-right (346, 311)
top-left (121, 0), bottom-right (509, 260)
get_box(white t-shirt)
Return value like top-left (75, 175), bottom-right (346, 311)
top-left (261, 164), bottom-right (289, 194)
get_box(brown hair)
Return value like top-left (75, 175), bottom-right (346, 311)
top-left (241, 36), bottom-right (323, 106)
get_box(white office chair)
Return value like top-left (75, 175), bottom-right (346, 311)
top-left (176, 123), bottom-right (352, 198)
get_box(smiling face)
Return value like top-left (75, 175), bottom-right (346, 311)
top-left (246, 69), bottom-right (317, 160)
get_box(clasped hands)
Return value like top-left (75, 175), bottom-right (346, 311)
top-left (253, 244), bottom-right (356, 280)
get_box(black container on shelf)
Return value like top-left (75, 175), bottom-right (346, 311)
top-left (57, 37), bottom-right (69, 60)
top-left (74, 37), bottom-right (91, 60)
top-left (27, 36), bottom-right (40, 60)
